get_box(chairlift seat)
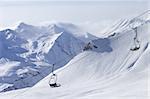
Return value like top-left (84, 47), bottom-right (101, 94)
top-left (49, 73), bottom-right (61, 88)
top-left (130, 46), bottom-right (140, 51)
top-left (49, 83), bottom-right (61, 88)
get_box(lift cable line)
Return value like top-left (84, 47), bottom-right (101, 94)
top-left (51, 64), bottom-right (55, 74)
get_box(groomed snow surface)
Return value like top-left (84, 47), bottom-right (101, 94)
top-left (0, 13), bottom-right (150, 99)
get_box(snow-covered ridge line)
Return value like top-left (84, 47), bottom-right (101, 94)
top-left (102, 10), bottom-right (150, 37)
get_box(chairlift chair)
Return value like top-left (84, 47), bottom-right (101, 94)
top-left (83, 42), bottom-right (93, 51)
top-left (48, 64), bottom-right (61, 88)
top-left (49, 74), bottom-right (61, 88)
top-left (129, 24), bottom-right (140, 51)
top-left (130, 37), bottom-right (140, 51)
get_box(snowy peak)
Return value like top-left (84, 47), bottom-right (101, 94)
top-left (29, 31), bottom-right (84, 66)
top-left (55, 23), bottom-right (99, 42)
top-left (0, 29), bottom-right (16, 38)
top-left (16, 22), bottom-right (38, 35)
top-left (46, 24), bottom-right (64, 34)
top-left (15, 22), bottom-right (44, 40)
top-left (54, 22), bottom-right (81, 33)
top-left (15, 22), bottom-right (98, 42)
top-left (17, 22), bottom-right (33, 29)
top-left (0, 29), bottom-right (27, 45)
top-left (36, 33), bottom-right (62, 54)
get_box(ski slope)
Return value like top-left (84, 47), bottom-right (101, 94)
top-left (1, 16), bottom-right (149, 99)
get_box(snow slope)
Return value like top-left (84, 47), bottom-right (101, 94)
top-left (2, 13), bottom-right (149, 99)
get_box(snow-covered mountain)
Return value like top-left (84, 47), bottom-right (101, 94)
top-left (0, 11), bottom-right (149, 99)
top-left (0, 22), bottom-right (98, 92)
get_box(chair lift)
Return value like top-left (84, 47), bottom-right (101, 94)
top-left (83, 42), bottom-right (92, 51)
top-left (49, 64), bottom-right (61, 88)
top-left (83, 42), bottom-right (98, 51)
top-left (130, 27), bottom-right (140, 51)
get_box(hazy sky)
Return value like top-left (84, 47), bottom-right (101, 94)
top-left (0, 0), bottom-right (149, 31)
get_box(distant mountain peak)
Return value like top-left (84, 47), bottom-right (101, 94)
top-left (46, 24), bottom-right (64, 34)
top-left (18, 22), bottom-right (32, 27)
top-left (18, 22), bottom-right (33, 28)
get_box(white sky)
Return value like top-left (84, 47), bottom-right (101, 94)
top-left (0, 0), bottom-right (149, 32)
